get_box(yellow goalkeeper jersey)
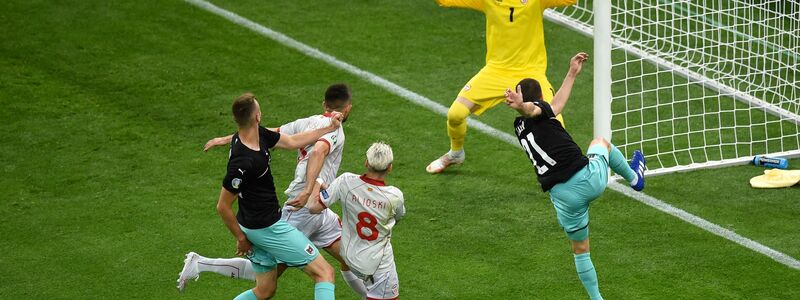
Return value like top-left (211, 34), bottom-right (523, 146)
top-left (437, 0), bottom-right (576, 74)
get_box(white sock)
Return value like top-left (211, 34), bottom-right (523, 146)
top-left (341, 270), bottom-right (367, 297)
top-left (197, 257), bottom-right (256, 281)
top-left (629, 175), bottom-right (639, 186)
top-left (448, 149), bottom-right (464, 158)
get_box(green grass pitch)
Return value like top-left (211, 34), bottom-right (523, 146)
top-left (0, 0), bottom-right (798, 299)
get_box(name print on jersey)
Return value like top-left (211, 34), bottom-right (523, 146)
top-left (351, 194), bottom-right (387, 210)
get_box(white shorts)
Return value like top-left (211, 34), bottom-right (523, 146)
top-left (281, 206), bottom-right (342, 249)
top-left (354, 266), bottom-right (400, 300)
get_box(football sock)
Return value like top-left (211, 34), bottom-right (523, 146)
top-left (448, 149), bottom-right (464, 159)
top-left (314, 282), bottom-right (335, 300)
top-left (447, 100), bottom-right (470, 152)
top-left (574, 253), bottom-right (603, 300)
top-left (198, 257), bottom-right (256, 281)
top-left (609, 144), bottom-right (637, 184)
top-left (234, 289), bottom-right (257, 300)
top-left (341, 270), bottom-right (367, 297)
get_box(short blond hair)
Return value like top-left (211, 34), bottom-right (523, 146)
top-left (366, 142), bottom-right (393, 172)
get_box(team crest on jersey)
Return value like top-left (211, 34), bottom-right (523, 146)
top-left (231, 178), bottom-right (242, 189)
top-left (521, 0), bottom-right (528, 4)
top-left (305, 244), bottom-right (316, 256)
top-left (463, 84), bottom-right (471, 91)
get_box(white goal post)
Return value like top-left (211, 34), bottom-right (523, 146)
top-left (546, 0), bottom-right (800, 176)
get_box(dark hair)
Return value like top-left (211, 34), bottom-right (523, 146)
top-left (324, 83), bottom-right (351, 110)
top-left (517, 78), bottom-right (543, 103)
top-left (232, 93), bottom-right (257, 127)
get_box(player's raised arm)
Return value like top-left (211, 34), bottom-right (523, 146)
top-left (203, 125), bottom-right (278, 152)
top-left (274, 112), bottom-right (342, 150)
top-left (204, 134), bottom-right (233, 152)
top-left (435, 0), bottom-right (484, 10)
top-left (505, 85), bottom-right (543, 118)
top-left (550, 52), bottom-right (588, 116)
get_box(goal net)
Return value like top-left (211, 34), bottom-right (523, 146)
top-left (545, 0), bottom-right (800, 176)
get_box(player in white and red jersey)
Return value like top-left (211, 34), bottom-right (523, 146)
top-left (306, 142), bottom-right (405, 300)
top-left (179, 84), bottom-right (369, 297)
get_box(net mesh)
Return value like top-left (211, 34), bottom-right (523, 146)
top-left (547, 0), bottom-right (800, 174)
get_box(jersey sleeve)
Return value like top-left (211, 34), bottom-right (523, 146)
top-left (318, 119), bottom-right (342, 153)
top-left (393, 190), bottom-right (406, 222)
top-left (320, 174), bottom-right (348, 208)
top-left (278, 119), bottom-right (300, 135)
top-left (540, 0), bottom-right (577, 9)
top-left (435, 0), bottom-right (484, 11)
top-left (532, 101), bottom-right (557, 120)
top-left (258, 126), bottom-right (281, 149)
top-left (222, 157), bottom-right (252, 194)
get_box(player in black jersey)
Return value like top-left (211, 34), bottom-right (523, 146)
top-left (505, 53), bottom-right (646, 300)
top-left (214, 93), bottom-right (340, 300)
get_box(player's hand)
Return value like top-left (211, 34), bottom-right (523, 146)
top-left (236, 237), bottom-right (252, 256)
top-left (204, 137), bottom-right (227, 152)
top-left (568, 52), bottom-right (589, 76)
top-left (504, 85), bottom-right (525, 109)
top-left (285, 191), bottom-right (310, 211)
top-left (326, 112), bottom-right (343, 131)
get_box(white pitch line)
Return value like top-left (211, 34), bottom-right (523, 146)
top-left (184, 0), bottom-right (800, 270)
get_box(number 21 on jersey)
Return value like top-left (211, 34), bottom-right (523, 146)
top-left (519, 132), bottom-right (557, 175)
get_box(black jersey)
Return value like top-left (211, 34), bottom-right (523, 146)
top-left (513, 101), bottom-right (588, 192)
top-left (222, 126), bottom-right (282, 229)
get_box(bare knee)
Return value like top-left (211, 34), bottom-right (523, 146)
top-left (589, 137), bottom-right (611, 152)
top-left (571, 239), bottom-right (591, 254)
top-left (314, 263), bottom-right (335, 283)
top-left (306, 257), bottom-right (335, 283)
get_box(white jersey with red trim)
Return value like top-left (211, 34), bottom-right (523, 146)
top-left (279, 113), bottom-right (345, 198)
top-left (320, 172), bottom-right (406, 275)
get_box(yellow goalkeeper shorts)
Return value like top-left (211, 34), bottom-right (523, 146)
top-left (457, 67), bottom-right (558, 118)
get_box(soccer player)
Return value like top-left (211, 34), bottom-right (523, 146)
top-left (207, 93), bottom-right (341, 300)
top-left (179, 85), bottom-right (368, 297)
top-left (505, 53), bottom-right (646, 300)
top-left (427, 0), bottom-right (577, 174)
top-left (306, 142), bottom-right (405, 300)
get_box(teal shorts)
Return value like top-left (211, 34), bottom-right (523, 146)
top-left (549, 144), bottom-right (610, 241)
top-left (240, 220), bottom-right (320, 273)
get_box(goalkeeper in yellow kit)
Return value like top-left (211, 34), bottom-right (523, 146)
top-left (427, 0), bottom-right (576, 174)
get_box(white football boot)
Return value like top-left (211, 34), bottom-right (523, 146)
top-left (177, 252), bottom-right (201, 293)
top-left (426, 152), bottom-right (465, 174)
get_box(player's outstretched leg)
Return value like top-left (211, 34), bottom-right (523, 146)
top-left (593, 137), bottom-right (646, 191)
top-left (177, 252), bottom-right (200, 292)
top-left (627, 149), bottom-right (646, 191)
top-left (427, 99), bottom-right (469, 174)
top-left (177, 252), bottom-right (257, 292)
top-left (571, 239), bottom-right (603, 300)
